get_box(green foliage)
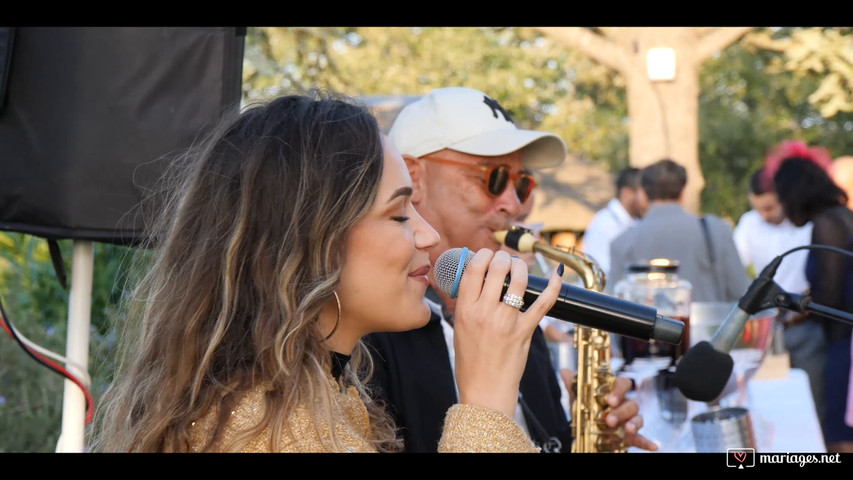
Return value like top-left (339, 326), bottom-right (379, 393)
top-left (244, 26), bottom-right (852, 221)
top-left (0, 233), bottom-right (133, 452)
top-left (747, 27), bottom-right (853, 118)
top-left (243, 26), bottom-right (630, 170)
top-left (699, 29), bottom-right (853, 221)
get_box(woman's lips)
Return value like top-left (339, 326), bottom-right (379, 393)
top-left (410, 265), bottom-right (431, 283)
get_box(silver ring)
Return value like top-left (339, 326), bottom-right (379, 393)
top-left (502, 293), bottom-right (524, 309)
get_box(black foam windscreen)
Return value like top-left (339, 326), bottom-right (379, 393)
top-left (674, 341), bottom-right (735, 402)
top-left (0, 27), bottom-right (245, 245)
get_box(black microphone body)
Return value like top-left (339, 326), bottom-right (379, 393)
top-left (434, 247), bottom-right (684, 345)
top-left (522, 276), bottom-right (683, 345)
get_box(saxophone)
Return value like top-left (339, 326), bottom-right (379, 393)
top-left (495, 226), bottom-right (626, 453)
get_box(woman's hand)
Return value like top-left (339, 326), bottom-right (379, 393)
top-left (452, 248), bottom-right (562, 418)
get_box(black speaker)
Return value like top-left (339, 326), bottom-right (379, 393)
top-left (0, 27), bottom-right (14, 114)
top-left (0, 27), bottom-right (245, 245)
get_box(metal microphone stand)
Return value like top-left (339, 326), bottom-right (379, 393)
top-left (741, 255), bottom-right (853, 326)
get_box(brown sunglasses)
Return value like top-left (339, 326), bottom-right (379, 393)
top-left (422, 156), bottom-right (538, 202)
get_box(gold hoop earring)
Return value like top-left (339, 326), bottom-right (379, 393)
top-left (324, 291), bottom-right (341, 340)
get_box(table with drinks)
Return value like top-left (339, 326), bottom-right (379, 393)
top-left (550, 258), bottom-right (827, 453)
top-left (552, 338), bottom-right (826, 453)
top-left (623, 359), bottom-right (825, 453)
top-left (611, 259), bottom-right (825, 453)
top-left (617, 303), bottom-right (825, 452)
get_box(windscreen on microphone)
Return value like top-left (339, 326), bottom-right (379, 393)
top-left (435, 247), bottom-right (473, 298)
top-left (673, 341), bottom-right (734, 402)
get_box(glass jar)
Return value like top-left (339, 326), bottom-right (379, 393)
top-left (613, 258), bottom-right (692, 366)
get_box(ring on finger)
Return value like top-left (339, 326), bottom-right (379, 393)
top-left (502, 292), bottom-right (524, 309)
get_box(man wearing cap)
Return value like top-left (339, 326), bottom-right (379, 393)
top-left (364, 87), bottom-right (655, 453)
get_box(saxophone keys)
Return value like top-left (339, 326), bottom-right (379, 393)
top-left (595, 409), bottom-right (610, 429)
top-left (596, 433), bottom-right (626, 453)
top-left (593, 377), bottom-right (615, 405)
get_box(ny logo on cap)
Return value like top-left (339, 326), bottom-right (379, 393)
top-left (483, 96), bottom-right (514, 124)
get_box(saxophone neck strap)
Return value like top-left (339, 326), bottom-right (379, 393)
top-left (518, 392), bottom-right (565, 453)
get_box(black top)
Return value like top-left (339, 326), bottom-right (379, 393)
top-left (806, 205), bottom-right (853, 343)
top-left (331, 351), bottom-right (351, 380)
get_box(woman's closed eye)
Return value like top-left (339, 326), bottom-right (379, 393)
top-left (385, 186), bottom-right (414, 224)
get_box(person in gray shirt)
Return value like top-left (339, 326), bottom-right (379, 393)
top-left (607, 158), bottom-right (750, 303)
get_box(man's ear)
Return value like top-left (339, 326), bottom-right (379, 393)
top-left (404, 154), bottom-right (425, 203)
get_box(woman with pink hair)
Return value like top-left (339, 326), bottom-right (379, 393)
top-left (769, 140), bottom-right (853, 452)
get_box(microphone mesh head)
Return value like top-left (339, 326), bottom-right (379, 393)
top-left (434, 247), bottom-right (471, 297)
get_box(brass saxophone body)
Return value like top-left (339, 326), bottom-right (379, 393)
top-left (495, 227), bottom-right (625, 453)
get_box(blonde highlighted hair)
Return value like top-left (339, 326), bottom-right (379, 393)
top-left (91, 89), bottom-right (401, 452)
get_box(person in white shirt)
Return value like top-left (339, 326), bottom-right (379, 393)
top-left (733, 166), bottom-right (825, 424)
top-left (581, 167), bottom-right (648, 278)
top-left (733, 168), bottom-right (813, 293)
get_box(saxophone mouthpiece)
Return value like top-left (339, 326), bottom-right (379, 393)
top-left (494, 229), bottom-right (509, 245)
top-left (494, 227), bottom-right (538, 253)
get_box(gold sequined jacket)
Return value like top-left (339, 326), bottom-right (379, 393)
top-left (189, 376), bottom-right (539, 453)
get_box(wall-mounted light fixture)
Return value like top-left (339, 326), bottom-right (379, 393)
top-left (647, 47), bottom-right (676, 81)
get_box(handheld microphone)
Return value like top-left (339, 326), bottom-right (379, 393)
top-left (434, 247), bottom-right (685, 345)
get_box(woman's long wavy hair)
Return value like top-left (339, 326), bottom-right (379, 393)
top-left (90, 90), bottom-right (402, 452)
top-left (773, 158), bottom-right (847, 226)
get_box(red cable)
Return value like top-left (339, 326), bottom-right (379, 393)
top-left (0, 313), bottom-right (94, 423)
top-left (0, 315), bottom-right (12, 336)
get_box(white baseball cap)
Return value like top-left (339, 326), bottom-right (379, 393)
top-left (388, 87), bottom-right (567, 170)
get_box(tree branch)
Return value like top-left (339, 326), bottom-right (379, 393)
top-left (695, 27), bottom-right (755, 63)
top-left (537, 27), bottom-right (629, 73)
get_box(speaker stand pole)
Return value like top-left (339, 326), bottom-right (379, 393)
top-left (55, 240), bottom-right (94, 452)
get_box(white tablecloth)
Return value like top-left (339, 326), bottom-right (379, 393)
top-left (747, 367), bottom-right (825, 452)
top-left (629, 367), bottom-right (825, 452)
